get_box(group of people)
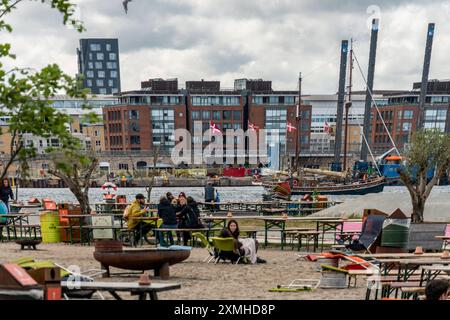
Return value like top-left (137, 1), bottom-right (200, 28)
top-left (125, 191), bottom-right (203, 247)
top-left (125, 190), bottom-right (266, 264)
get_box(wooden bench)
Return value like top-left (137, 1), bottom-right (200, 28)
top-left (284, 230), bottom-right (320, 252)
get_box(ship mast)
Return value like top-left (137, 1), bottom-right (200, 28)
top-left (343, 39), bottom-right (353, 171)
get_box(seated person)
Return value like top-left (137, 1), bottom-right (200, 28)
top-left (126, 194), bottom-right (153, 244)
top-left (425, 279), bottom-right (449, 300)
top-left (226, 220), bottom-right (266, 264)
top-left (215, 228), bottom-right (242, 263)
top-left (177, 196), bottom-right (203, 246)
top-left (156, 196), bottom-right (178, 247)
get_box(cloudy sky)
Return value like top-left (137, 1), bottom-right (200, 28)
top-left (3, 0), bottom-right (450, 93)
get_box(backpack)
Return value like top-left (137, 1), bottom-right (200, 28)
top-left (123, 205), bottom-right (131, 221)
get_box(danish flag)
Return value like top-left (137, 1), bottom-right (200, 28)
top-left (209, 121), bottom-right (221, 134)
top-left (287, 122), bottom-right (297, 133)
top-left (324, 121), bottom-right (331, 134)
top-left (248, 121), bottom-right (259, 131)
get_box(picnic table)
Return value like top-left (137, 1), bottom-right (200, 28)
top-left (376, 258), bottom-right (450, 281)
top-left (60, 281), bottom-right (181, 300)
top-left (2, 213), bottom-right (40, 241)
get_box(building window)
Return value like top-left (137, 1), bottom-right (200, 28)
top-left (88, 62), bottom-right (93, 69)
top-left (106, 44), bottom-right (111, 51)
top-left (110, 71), bottom-right (117, 78)
top-left (403, 110), bottom-right (414, 119)
top-left (98, 71), bottom-right (105, 78)
top-left (96, 79), bottom-right (104, 86)
top-left (223, 110), bottom-right (232, 120)
top-left (233, 111), bottom-right (241, 120)
top-left (213, 111), bottom-right (221, 121)
top-left (119, 163), bottom-right (128, 170)
top-left (106, 62), bottom-right (117, 69)
top-left (86, 80), bottom-right (92, 87)
top-left (130, 136), bottom-right (140, 145)
top-left (192, 110), bottom-right (200, 120)
top-left (95, 61), bottom-right (102, 69)
top-left (129, 110), bottom-right (139, 120)
top-left (86, 71), bottom-right (94, 78)
top-left (108, 79), bottom-right (114, 87)
top-left (202, 111), bottom-right (210, 120)
top-left (112, 88), bottom-right (119, 94)
top-left (88, 53), bottom-right (93, 60)
top-left (402, 122), bottom-right (412, 131)
top-left (99, 88), bottom-right (107, 94)
top-left (96, 53), bottom-right (104, 60)
top-left (90, 43), bottom-right (101, 51)
top-left (109, 53), bottom-right (116, 60)
top-left (95, 140), bottom-right (101, 146)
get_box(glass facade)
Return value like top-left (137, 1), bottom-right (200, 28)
top-left (265, 108), bottom-right (287, 153)
top-left (191, 96), bottom-right (240, 106)
top-left (151, 109), bottom-right (175, 150)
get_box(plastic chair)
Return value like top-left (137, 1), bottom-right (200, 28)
top-left (211, 237), bottom-right (241, 264)
top-left (192, 232), bottom-right (215, 263)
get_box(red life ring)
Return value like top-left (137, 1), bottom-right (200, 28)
top-left (293, 179), bottom-right (298, 187)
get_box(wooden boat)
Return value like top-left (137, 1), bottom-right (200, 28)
top-left (265, 176), bottom-right (385, 196)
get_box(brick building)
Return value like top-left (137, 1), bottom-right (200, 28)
top-left (370, 80), bottom-right (450, 154)
top-left (103, 79), bottom-right (186, 152)
top-left (103, 78), bottom-right (312, 167)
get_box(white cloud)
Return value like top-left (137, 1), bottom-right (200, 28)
top-left (2, 0), bottom-right (449, 94)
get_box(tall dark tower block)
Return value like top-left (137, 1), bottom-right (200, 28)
top-left (417, 23), bottom-right (435, 129)
top-left (333, 40), bottom-right (349, 168)
top-left (361, 19), bottom-right (379, 161)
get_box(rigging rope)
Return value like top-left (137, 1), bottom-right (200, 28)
top-left (352, 50), bottom-right (401, 157)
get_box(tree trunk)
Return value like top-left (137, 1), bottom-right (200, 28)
top-left (411, 194), bottom-right (425, 223)
top-left (69, 187), bottom-right (91, 215)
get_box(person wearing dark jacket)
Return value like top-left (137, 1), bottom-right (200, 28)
top-left (156, 196), bottom-right (178, 247)
top-left (0, 178), bottom-right (14, 212)
top-left (177, 196), bottom-right (203, 245)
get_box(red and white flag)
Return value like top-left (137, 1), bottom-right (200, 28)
top-left (248, 121), bottom-right (259, 132)
top-left (210, 121), bottom-right (221, 134)
top-left (287, 122), bottom-right (297, 133)
top-left (324, 121), bottom-right (331, 134)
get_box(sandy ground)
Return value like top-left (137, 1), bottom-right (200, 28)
top-left (0, 243), bottom-right (369, 300)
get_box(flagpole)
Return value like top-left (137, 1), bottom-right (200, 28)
top-left (295, 72), bottom-right (302, 176)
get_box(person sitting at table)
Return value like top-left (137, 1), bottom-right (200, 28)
top-left (425, 279), bottom-right (449, 300)
top-left (227, 219), bottom-right (266, 264)
top-left (156, 196), bottom-right (178, 247)
top-left (177, 196), bottom-right (203, 246)
top-left (127, 194), bottom-right (153, 245)
top-left (0, 178), bottom-right (14, 212)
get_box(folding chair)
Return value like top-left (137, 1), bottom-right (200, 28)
top-left (211, 237), bottom-right (242, 264)
top-left (192, 232), bottom-right (215, 263)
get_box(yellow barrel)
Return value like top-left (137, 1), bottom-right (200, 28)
top-left (40, 211), bottom-right (61, 243)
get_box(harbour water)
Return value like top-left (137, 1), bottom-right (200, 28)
top-left (14, 185), bottom-right (450, 205)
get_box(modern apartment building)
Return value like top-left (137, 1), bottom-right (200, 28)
top-left (77, 38), bottom-right (121, 95)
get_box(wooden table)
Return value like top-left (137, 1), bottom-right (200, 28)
top-left (360, 253), bottom-right (444, 260)
top-left (420, 265), bottom-right (450, 285)
top-left (60, 281), bottom-right (181, 300)
top-left (2, 213), bottom-right (39, 241)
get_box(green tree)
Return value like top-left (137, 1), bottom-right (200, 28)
top-left (398, 130), bottom-right (450, 223)
top-left (0, 0), bottom-right (87, 181)
top-left (47, 145), bottom-right (99, 215)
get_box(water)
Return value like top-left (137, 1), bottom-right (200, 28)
top-left (14, 185), bottom-right (450, 205)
